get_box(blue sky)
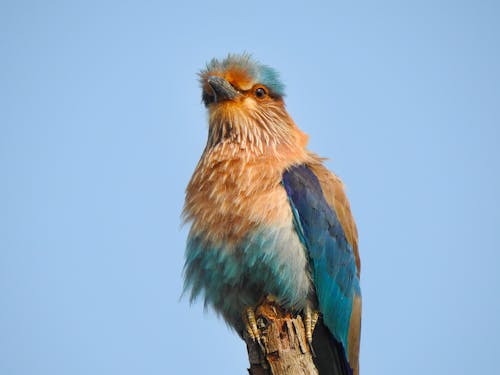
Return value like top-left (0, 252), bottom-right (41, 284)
top-left (1, 1), bottom-right (499, 374)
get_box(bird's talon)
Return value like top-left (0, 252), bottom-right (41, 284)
top-left (304, 305), bottom-right (320, 356)
top-left (244, 307), bottom-right (267, 353)
top-left (256, 336), bottom-right (267, 354)
top-left (245, 307), bottom-right (260, 341)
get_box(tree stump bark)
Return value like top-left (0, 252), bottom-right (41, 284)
top-left (245, 302), bottom-right (319, 375)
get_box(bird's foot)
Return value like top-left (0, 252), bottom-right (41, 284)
top-left (243, 307), bottom-right (266, 353)
top-left (304, 304), bottom-right (320, 356)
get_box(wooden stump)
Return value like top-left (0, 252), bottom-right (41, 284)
top-left (245, 303), bottom-right (319, 375)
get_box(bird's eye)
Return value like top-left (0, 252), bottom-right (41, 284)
top-left (254, 87), bottom-right (267, 99)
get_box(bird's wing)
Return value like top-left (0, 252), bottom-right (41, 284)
top-left (282, 164), bottom-right (361, 374)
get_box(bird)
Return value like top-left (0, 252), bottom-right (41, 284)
top-left (183, 54), bottom-right (361, 375)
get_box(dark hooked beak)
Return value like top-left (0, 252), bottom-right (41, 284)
top-left (204, 76), bottom-right (240, 105)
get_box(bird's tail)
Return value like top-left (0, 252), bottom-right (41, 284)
top-left (312, 318), bottom-right (353, 375)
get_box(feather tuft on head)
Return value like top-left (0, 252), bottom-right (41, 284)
top-left (199, 53), bottom-right (286, 98)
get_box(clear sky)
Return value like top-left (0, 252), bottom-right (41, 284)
top-left (1, 1), bottom-right (499, 374)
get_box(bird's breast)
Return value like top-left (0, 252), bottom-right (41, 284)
top-left (185, 153), bottom-right (296, 242)
top-left (183, 154), bottom-right (312, 325)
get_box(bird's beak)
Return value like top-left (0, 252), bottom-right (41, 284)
top-left (206, 76), bottom-right (240, 103)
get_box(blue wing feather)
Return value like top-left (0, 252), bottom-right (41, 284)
top-left (282, 164), bottom-right (361, 354)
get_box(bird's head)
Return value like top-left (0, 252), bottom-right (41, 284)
top-left (199, 54), bottom-right (308, 156)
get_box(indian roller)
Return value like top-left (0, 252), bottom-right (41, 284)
top-left (183, 54), bottom-right (361, 375)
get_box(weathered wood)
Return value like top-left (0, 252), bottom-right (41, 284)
top-left (245, 303), bottom-right (319, 375)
